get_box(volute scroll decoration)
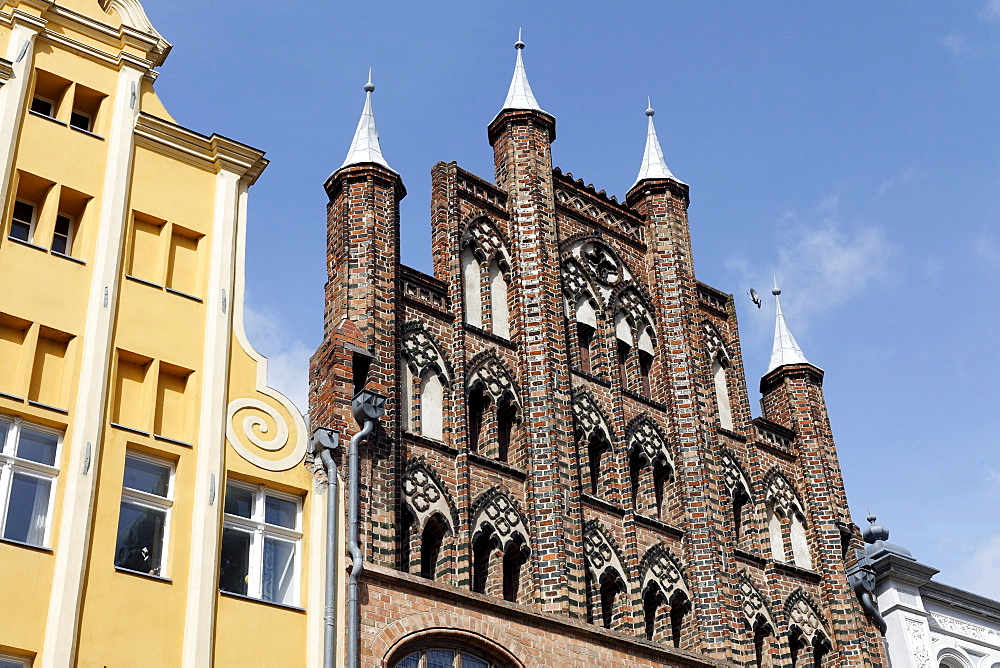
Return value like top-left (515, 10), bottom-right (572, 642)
top-left (226, 398), bottom-right (305, 472)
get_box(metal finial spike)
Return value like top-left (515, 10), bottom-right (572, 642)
top-left (515, 27), bottom-right (525, 49)
top-left (771, 276), bottom-right (781, 296)
top-left (364, 68), bottom-right (375, 93)
top-left (646, 96), bottom-right (654, 117)
top-left (867, 510), bottom-right (877, 524)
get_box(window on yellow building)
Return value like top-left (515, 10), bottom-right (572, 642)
top-left (114, 453), bottom-right (173, 577)
top-left (10, 201), bottom-right (36, 243)
top-left (0, 415), bottom-right (60, 548)
top-left (30, 69), bottom-right (70, 122)
top-left (0, 651), bottom-right (31, 668)
top-left (220, 482), bottom-right (301, 606)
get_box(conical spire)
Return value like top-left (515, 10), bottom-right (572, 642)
top-left (341, 69), bottom-right (393, 171)
top-left (501, 29), bottom-right (543, 112)
top-left (632, 99), bottom-right (681, 187)
top-left (767, 281), bottom-right (811, 373)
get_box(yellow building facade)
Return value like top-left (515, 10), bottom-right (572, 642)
top-left (0, 1), bottom-right (328, 666)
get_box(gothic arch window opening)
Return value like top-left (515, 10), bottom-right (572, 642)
top-left (400, 462), bottom-right (457, 582)
top-left (627, 418), bottom-right (675, 520)
top-left (583, 522), bottom-right (629, 632)
top-left (764, 472), bottom-right (812, 569)
top-left (712, 354), bottom-right (733, 431)
top-left (575, 297), bottom-right (598, 375)
top-left (470, 489), bottom-right (531, 604)
top-left (421, 513), bottom-right (448, 580)
top-left (461, 217), bottom-right (513, 340)
top-left (613, 290), bottom-right (657, 399)
top-left (402, 327), bottom-right (452, 443)
top-left (466, 355), bottom-right (523, 466)
top-left (467, 384), bottom-right (490, 453)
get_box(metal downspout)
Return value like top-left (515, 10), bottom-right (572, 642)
top-left (319, 447), bottom-right (339, 668)
top-left (347, 417), bottom-right (374, 668)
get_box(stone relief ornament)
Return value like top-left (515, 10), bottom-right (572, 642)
top-left (572, 391), bottom-right (612, 442)
top-left (226, 398), bottom-right (304, 472)
top-left (905, 618), bottom-right (931, 668)
top-left (401, 463), bottom-right (454, 533)
top-left (472, 490), bottom-right (529, 551)
top-left (628, 417), bottom-right (672, 468)
top-left (583, 522), bottom-right (627, 584)
top-left (786, 594), bottom-right (826, 644)
top-left (402, 328), bottom-right (448, 379)
top-left (721, 451), bottom-right (752, 502)
top-left (581, 241), bottom-right (622, 286)
top-left (641, 545), bottom-right (689, 598)
top-left (928, 612), bottom-right (999, 644)
top-left (462, 216), bottom-right (511, 268)
top-left (561, 258), bottom-right (593, 302)
top-left (739, 575), bottom-right (774, 629)
top-left (467, 354), bottom-right (519, 406)
top-left (765, 471), bottom-right (802, 516)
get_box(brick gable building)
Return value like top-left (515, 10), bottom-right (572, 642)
top-left (310, 39), bottom-right (886, 668)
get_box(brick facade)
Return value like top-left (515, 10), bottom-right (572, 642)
top-left (310, 97), bottom-right (885, 667)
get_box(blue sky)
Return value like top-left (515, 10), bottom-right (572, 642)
top-left (144, 2), bottom-right (999, 597)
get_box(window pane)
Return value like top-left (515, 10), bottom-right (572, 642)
top-left (427, 650), bottom-right (455, 668)
top-left (0, 659), bottom-right (25, 668)
top-left (70, 112), bottom-right (91, 131)
top-left (12, 201), bottom-right (33, 224)
top-left (0, 421), bottom-right (9, 453)
top-left (30, 97), bottom-right (53, 116)
top-left (16, 427), bottom-right (58, 466)
top-left (114, 501), bottom-right (166, 575)
top-left (262, 536), bottom-right (296, 605)
top-left (123, 456), bottom-right (170, 497)
top-left (264, 495), bottom-right (296, 529)
top-left (9, 221), bottom-right (31, 242)
top-left (219, 527), bottom-right (251, 596)
top-left (395, 653), bottom-right (420, 668)
top-left (3, 472), bottom-right (51, 545)
top-left (224, 485), bottom-right (254, 518)
top-left (461, 655), bottom-right (489, 668)
top-left (51, 233), bottom-right (68, 255)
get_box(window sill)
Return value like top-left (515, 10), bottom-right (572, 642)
top-left (6, 235), bottom-right (47, 253)
top-left (571, 368), bottom-right (611, 388)
top-left (0, 392), bottom-right (25, 403)
top-left (581, 492), bottom-right (626, 518)
top-left (125, 274), bottom-right (164, 289)
top-left (634, 513), bottom-right (684, 539)
top-left (28, 109), bottom-right (67, 125)
top-left (466, 450), bottom-right (526, 481)
top-left (402, 431), bottom-right (459, 455)
top-left (0, 536), bottom-right (53, 553)
top-left (220, 589), bottom-right (305, 612)
top-left (154, 433), bottom-right (193, 447)
top-left (51, 250), bottom-right (85, 265)
top-left (27, 400), bottom-right (68, 415)
top-left (109, 422), bottom-right (150, 437)
top-left (464, 324), bottom-right (516, 350)
top-left (165, 286), bottom-right (203, 302)
top-left (622, 389), bottom-right (668, 412)
top-left (115, 566), bottom-right (172, 583)
top-left (734, 547), bottom-right (767, 567)
top-left (771, 559), bottom-right (822, 583)
top-left (716, 426), bottom-right (747, 442)
top-left (69, 124), bottom-right (104, 140)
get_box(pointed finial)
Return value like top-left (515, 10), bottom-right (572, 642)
top-left (500, 29), bottom-right (542, 112)
top-left (766, 283), bottom-right (812, 372)
top-left (340, 70), bottom-right (393, 172)
top-left (632, 98), bottom-right (681, 187)
top-left (862, 511), bottom-right (890, 544)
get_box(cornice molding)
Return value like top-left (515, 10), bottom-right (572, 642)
top-left (0, 58), bottom-right (12, 85)
top-left (134, 113), bottom-right (268, 184)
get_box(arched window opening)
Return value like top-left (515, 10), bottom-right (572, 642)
top-left (599, 572), bottom-right (619, 629)
top-left (588, 435), bottom-right (609, 496)
top-left (617, 339), bottom-right (631, 390)
top-left (643, 586), bottom-right (664, 641)
top-left (496, 397), bottom-right (516, 464)
top-left (471, 530), bottom-right (494, 594)
top-left (399, 504), bottom-right (415, 573)
top-left (669, 591), bottom-right (690, 648)
top-left (401, 363), bottom-right (413, 431)
top-left (462, 249), bottom-right (482, 328)
top-left (712, 356), bottom-right (733, 430)
top-left (629, 451), bottom-right (644, 512)
top-left (394, 648), bottom-right (498, 668)
top-left (638, 327), bottom-right (655, 398)
top-left (420, 370), bottom-right (445, 441)
top-left (421, 514), bottom-right (447, 580)
top-left (488, 260), bottom-right (510, 339)
top-left (467, 385), bottom-right (489, 453)
top-left (653, 461), bottom-right (671, 521)
top-left (752, 620), bottom-right (773, 668)
top-left (767, 504), bottom-right (786, 562)
top-left (789, 628), bottom-right (807, 668)
top-left (502, 536), bottom-right (528, 603)
top-left (585, 567), bottom-right (595, 625)
top-left (790, 512), bottom-right (812, 569)
top-left (811, 636), bottom-right (831, 668)
top-left (577, 323), bottom-right (595, 374)
top-left (733, 491), bottom-right (748, 543)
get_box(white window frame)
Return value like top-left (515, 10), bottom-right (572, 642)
top-left (69, 109), bottom-right (92, 133)
top-left (51, 213), bottom-right (75, 256)
top-left (116, 451), bottom-right (174, 577)
top-left (0, 415), bottom-right (61, 548)
top-left (0, 650), bottom-right (31, 668)
top-left (30, 94), bottom-right (55, 118)
top-left (10, 199), bottom-right (37, 243)
top-left (221, 480), bottom-right (302, 606)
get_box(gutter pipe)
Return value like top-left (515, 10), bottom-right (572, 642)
top-left (347, 412), bottom-right (375, 668)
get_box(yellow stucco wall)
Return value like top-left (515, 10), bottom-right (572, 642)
top-left (0, 2), bottom-right (319, 666)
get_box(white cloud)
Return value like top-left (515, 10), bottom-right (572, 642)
top-left (876, 167), bottom-right (921, 197)
top-left (941, 31), bottom-right (967, 56)
top-left (243, 301), bottom-right (312, 414)
top-left (954, 533), bottom-right (1000, 600)
top-left (974, 232), bottom-right (1000, 271)
top-left (728, 197), bottom-right (895, 334)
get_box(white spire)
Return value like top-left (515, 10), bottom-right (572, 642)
top-left (501, 29), bottom-right (543, 112)
top-left (341, 69), bottom-right (393, 171)
top-left (767, 281), bottom-right (812, 373)
top-left (632, 99), bottom-right (682, 187)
